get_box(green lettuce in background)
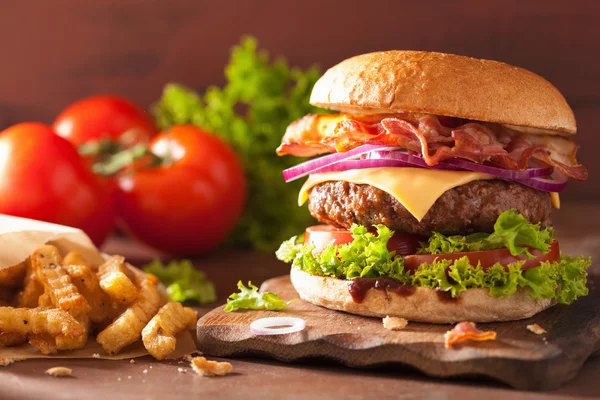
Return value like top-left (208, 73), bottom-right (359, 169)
top-left (144, 259), bottom-right (216, 304)
top-left (276, 216), bottom-right (591, 304)
top-left (152, 36), bottom-right (329, 252)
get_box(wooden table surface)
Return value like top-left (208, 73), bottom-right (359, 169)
top-left (1, 202), bottom-right (598, 399)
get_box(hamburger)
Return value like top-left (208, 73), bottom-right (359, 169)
top-left (275, 51), bottom-right (591, 323)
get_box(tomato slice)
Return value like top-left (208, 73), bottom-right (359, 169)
top-left (304, 225), bottom-right (560, 271)
top-left (304, 225), bottom-right (425, 256)
top-left (404, 240), bottom-right (560, 271)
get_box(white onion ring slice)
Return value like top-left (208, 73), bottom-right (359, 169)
top-left (250, 317), bottom-right (306, 335)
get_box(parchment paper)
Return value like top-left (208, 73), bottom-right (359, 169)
top-left (0, 214), bottom-right (196, 361)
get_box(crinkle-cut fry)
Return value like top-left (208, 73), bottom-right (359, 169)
top-left (0, 307), bottom-right (85, 337)
top-left (0, 332), bottom-right (26, 347)
top-left (29, 334), bottom-right (57, 355)
top-left (18, 259), bottom-right (44, 308)
top-left (142, 302), bottom-right (198, 360)
top-left (190, 357), bottom-right (233, 376)
top-left (63, 252), bottom-right (91, 268)
top-left (56, 315), bottom-right (89, 351)
top-left (98, 256), bottom-right (138, 305)
top-left (32, 246), bottom-right (89, 316)
top-left (0, 262), bottom-right (26, 289)
top-left (64, 264), bottom-right (112, 323)
top-left (38, 293), bottom-right (53, 308)
top-left (96, 278), bottom-right (163, 355)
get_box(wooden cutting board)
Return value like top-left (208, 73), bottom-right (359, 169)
top-left (196, 275), bottom-right (600, 390)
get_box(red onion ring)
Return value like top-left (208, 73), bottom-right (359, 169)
top-left (250, 317), bottom-right (306, 335)
top-left (282, 145), bottom-right (398, 182)
top-left (512, 171), bottom-right (568, 192)
top-left (366, 151), bottom-right (552, 179)
top-left (282, 145), bottom-right (564, 193)
top-left (311, 159), bottom-right (415, 173)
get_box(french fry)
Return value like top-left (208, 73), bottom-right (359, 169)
top-left (190, 357), bottom-right (233, 376)
top-left (56, 315), bottom-right (89, 351)
top-left (38, 293), bottom-right (53, 308)
top-left (0, 332), bottom-right (26, 347)
top-left (63, 252), bottom-right (90, 268)
top-left (64, 264), bottom-right (112, 323)
top-left (142, 302), bottom-right (197, 360)
top-left (29, 334), bottom-right (57, 355)
top-left (18, 259), bottom-right (44, 308)
top-left (0, 307), bottom-right (85, 337)
top-left (0, 262), bottom-right (26, 289)
top-left (32, 246), bottom-right (89, 316)
top-left (96, 278), bottom-right (163, 355)
top-left (98, 256), bottom-right (138, 305)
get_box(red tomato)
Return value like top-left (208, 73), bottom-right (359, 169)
top-left (304, 225), bottom-right (425, 256)
top-left (53, 95), bottom-right (156, 147)
top-left (403, 240), bottom-right (560, 271)
top-left (115, 125), bottom-right (246, 255)
top-left (0, 123), bottom-right (116, 246)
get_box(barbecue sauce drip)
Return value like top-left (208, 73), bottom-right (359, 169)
top-left (348, 277), bottom-right (416, 303)
top-left (435, 289), bottom-right (460, 303)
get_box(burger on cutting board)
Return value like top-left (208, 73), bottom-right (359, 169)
top-left (275, 50), bottom-right (591, 323)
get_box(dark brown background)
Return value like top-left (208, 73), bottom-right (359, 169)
top-left (0, 0), bottom-right (598, 200)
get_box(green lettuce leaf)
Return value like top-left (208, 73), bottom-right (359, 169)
top-left (290, 225), bottom-right (408, 282)
top-left (152, 36), bottom-right (330, 252)
top-left (143, 259), bottom-right (216, 304)
top-left (275, 235), bottom-right (303, 263)
top-left (419, 209), bottom-right (553, 258)
top-left (224, 281), bottom-right (293, 312)
top-left (276, 223), bottom-right (591, 305)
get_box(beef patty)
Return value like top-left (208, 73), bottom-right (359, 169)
top-left (307, 180), bottom-right (552, 235)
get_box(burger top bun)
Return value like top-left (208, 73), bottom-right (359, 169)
top-left (290, 267), bottom-right (554, 324)
top-left (310, 51), bottom-right (576, 135)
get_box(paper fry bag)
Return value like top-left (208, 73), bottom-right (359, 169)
top-left (0, 215), bottom-right (196, 361)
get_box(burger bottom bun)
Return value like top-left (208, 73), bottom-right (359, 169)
top-left (290, 268), bottom-right (554, 323)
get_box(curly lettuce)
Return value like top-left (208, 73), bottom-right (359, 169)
top-left (276, 224), bottom-right (590, 304)
top-left (224, 281), bottom-right (293, 312)
top-left (419, 209), bottom-right (553, 258)
top-left (144, 259), bottom-right (216, 304)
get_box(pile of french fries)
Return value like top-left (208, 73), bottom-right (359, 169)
top-left (0, 245), bottom-right (197, 360)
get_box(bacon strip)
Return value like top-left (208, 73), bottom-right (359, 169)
top-left (277, 113), bottom-right (588, 180)
top-left (444, 321), bottom-right (497, 348)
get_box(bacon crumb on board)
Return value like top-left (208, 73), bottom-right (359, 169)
top-left (444, 321), bottom-right (497, 348)
top-left (382, 316), bottom-right (408, 331)
top-left (527, 324), bottom-right (547, 335)
top-left (190, 357), bottom-right (233, 377)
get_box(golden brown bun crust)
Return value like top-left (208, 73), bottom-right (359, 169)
top-left (310, 51), bottom-right (576, 135)
top-left (290, 268), bottom-right (554, 324)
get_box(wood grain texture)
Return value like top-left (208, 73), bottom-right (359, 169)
top-left (0, 0), bottom-right (598, 200)
top-left (197, 275), bottom-right (600, 390)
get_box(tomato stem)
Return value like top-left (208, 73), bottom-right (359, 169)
top-left (78, 139), bottom-right (123, 157)
top-left (92, 144), bottom-right (164, 176)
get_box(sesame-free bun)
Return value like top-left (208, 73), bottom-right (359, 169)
top-left (290, 267), bottom-right (554, 323)
top-left (310, 51), bottom-right (576, 135)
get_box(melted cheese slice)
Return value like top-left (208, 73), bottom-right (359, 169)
top-left (550, 192), bottom-right (560, 209)
top-left (299, 167), bottom-right (494, 222)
